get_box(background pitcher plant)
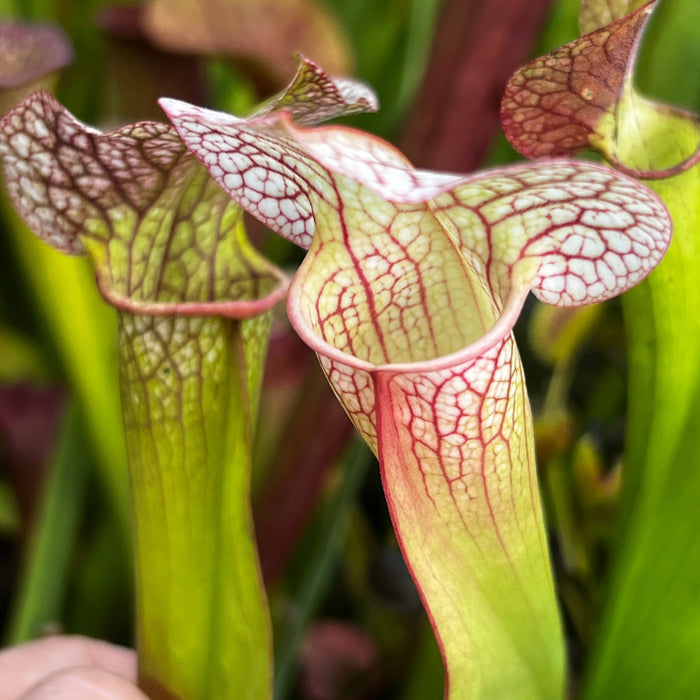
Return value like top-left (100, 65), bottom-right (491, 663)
top-left (162, 87), bottom-right (672, 699)
top-left (0, 59), bottom-right (377, 700)
top-left (501, 1), bottom-right (700, 696)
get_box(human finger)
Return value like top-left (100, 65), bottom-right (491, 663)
top-left (0, 636), bottom-right (137, 699)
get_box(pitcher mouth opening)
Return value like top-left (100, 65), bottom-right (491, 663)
top-left (287, 280), bottom-right (530, 375)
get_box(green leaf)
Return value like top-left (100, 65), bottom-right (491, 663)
top-left (5, 402), bottom-right (88, 644)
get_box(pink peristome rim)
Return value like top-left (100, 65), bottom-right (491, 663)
top-left (286, 276), bottom-right (530, 375)
top-left (96, 268), bottom-right (290, 319)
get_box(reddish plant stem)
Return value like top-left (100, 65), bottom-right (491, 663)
top-left (401, 0), bottom-right (554, 171)
top-left (254, 340), bottom-right (353, 586)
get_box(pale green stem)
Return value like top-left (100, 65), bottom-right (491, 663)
top-left (120, 312), bottom-right (271, 700)
top-left (583, 169), bottom-right (700, 697)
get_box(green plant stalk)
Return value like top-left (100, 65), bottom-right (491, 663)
top-left (122, 312), bottom-right (272, 699)
top-left (388, 0), bottom-right (442, 130)
top-left (583, 122), bottom-right (700, 698)
top-left (5, 402), bottom-right (88, 644)
top-left (4, 204), bottom-right (130, 541)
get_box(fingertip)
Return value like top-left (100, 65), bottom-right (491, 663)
top-left (19, 667), bottom-right (149, 700)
